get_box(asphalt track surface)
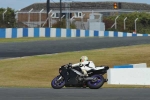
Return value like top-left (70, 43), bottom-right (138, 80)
top-left (1, 37), bottom-right (150, 100)
top-left (0, 88), bottom-right (150, 100)
top-left (0, 37), bottom-right (150, 59)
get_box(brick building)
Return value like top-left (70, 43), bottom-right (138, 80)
top-left (17, 1), bottom-right (150, 28)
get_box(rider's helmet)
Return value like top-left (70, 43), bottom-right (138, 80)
top-left (80, 56), bottom-right (88, 62)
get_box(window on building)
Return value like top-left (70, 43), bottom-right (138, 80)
top-left (52, 13), bottom-right (55, 18)
top-left (74, 12), bottom-right (82, 18)
top-left (79, 12), bottom-right (82, 17)
top-left (56, 13), bottom-right (60, 18)
top-left (52, 13), bottom-right (60, 18)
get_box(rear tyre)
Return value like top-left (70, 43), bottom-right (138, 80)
top-left (51, 75), bottom-right (65, 89)
top-left (87, 74), bottom-right (105, 89)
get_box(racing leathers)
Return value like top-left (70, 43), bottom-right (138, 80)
top-left (72, 61), bottom-right (96, 76)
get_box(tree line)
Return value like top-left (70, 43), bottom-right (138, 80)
top-left (0, 8), bottom-right (16, 28)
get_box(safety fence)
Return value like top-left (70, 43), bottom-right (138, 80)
top-left (0, 28), bottom-right (150, 38)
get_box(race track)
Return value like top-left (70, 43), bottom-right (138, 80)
top-left (0, 88), bottom-right (150, 100)
top-left (0, 37), bottom-right (150, 59)
top-left (0, 37), bottom-right (150, 100)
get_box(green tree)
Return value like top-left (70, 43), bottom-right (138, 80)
top-left (52, 19), bottom-right (76, 29)
top-left (0, 7), bottom-right (16, 28)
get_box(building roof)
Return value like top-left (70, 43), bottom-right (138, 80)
top-left (20, 1), bottom-right (150, 12)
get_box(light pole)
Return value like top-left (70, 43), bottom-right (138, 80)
top-left (59, 0), bottom-right (62, 27)
top-left (3, 9), bottom-right (7, 20)
top-left (135, 18), bottom-right (138, 33)
top-left (124, 17), bottom-right (127, 30)
top-left (47, 0), bottom-right (50, 18)
top-left (115, 15), bottom-right (119, 29)
top-left (39, 9), bottom-right (44, 27)
top-left (28, 8), bottom-right (33, 27)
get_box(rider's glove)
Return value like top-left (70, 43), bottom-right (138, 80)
top-left (68, 63), bottom-right (72, 68)
top-left (79, 64), bottom-right (83, 67)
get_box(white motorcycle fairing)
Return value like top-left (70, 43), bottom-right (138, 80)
top-left (94, 66), bottom-right (105, 70)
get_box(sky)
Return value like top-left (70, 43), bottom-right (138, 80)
top-left (0, 0), bottom-right (150, 10)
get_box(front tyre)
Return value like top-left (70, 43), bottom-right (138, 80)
top-left (87, 74), bottom-right (105, 89)
top-left (51, 75), bottom-right (65, 89)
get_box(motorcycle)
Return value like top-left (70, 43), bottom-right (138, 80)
top-left (51, 63), bottom-right (109, 89)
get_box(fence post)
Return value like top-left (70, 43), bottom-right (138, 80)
top-left (39, 9), bottom-right (44, 27)
top-left (124, 17), bottom-right (127, 30)
top-left (28, 8), bottom-right (33, 27)
top-left (115, 16), bottom-right (119, 29)
top-left (3, 9), bottom-right (7, 20)
top-left (135, 18), bottom-right (138, 33)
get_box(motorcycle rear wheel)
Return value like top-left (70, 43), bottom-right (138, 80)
top-left (51, 75), bottom-right (65, 89)
top-left (87, 74), bottom-right (105, 89)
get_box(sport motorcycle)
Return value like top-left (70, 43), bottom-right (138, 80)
top-left (51, 63), bottom-right (109, 89)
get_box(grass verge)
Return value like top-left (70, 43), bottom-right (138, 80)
top-left (0, 37), bottom-right (68, 43)
top-left (0, 44), bottom-right (150, 88)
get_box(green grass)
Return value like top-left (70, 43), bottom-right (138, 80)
top-left (0, 37), bottom-right (69, 43)
top-left (0, 44), bottom-right (150, 88)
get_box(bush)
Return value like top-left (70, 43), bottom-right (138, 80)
top-left (52, 19), bottom-right (76, 29)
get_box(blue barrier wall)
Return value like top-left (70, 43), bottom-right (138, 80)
top-left (114, 65), bottom-right (133, 68)
top-left (0, 28), bottom-right (149, 38)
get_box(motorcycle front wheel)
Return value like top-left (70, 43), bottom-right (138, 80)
top-left (87, 74), bottom-right (105, 89)
top-left (51, 75), bottom-right (65, 89)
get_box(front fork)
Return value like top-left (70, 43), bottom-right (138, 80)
top-left (57, 75), bottom-right (63, 81)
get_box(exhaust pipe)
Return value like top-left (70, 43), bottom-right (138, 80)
top-left (84, 77), bottom-right (108, 82)
top-left (84, 77), bottom-right (94, 81)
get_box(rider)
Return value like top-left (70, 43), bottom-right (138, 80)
top-left (72, 56), bottom-right (96, 77)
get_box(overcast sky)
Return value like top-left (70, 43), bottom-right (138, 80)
top-left (0, 0), bottom-right (150, 10)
